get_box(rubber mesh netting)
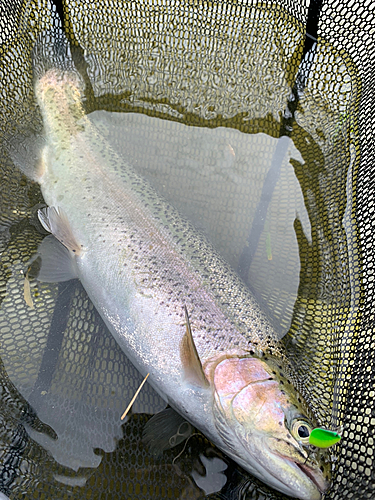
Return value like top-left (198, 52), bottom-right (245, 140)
top-left (0, 0), bottom-right (374, 498)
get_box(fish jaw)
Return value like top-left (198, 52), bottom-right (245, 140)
top-left (210, 357), bottom-right (329, 499)
top-left (247, 435), bottom-right (329, 499)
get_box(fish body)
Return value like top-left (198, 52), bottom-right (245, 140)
top-left (28, 68), bottom-right (330, 499)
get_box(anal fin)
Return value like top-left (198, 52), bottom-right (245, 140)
top-left (38, 207), bottom-right (83, 255)
top-left (29, 235), bottom-right (78, 283)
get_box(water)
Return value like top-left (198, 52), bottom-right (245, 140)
top-left (0, 1), bottom-right (360, 498)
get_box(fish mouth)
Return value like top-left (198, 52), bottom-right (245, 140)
top-left (259, 432), bottom-right (328, 496)
top-left (295, 461), bottom-right (329, 494)
top-left (264, 447), bottom-right (328, 499)
top-left (276, 453), bottom-right (329, 497)
top-left (229, 434), bottom-right (327, 499)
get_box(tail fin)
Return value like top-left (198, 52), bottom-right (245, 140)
top-left (5, 29), bottom-right (84, 181)
top-left (32, 28), bottom-right (78, 83)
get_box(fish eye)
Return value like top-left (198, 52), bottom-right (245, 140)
top-left (291, 420), bottom-right (312, 445)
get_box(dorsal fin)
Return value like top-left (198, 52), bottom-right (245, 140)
top-left (180, 306), bottom-right (209, 388)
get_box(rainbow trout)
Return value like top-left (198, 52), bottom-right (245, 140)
top-left (24, 65), bottom-right (330, 499)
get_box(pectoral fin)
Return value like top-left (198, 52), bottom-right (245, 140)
top-left (180, 306), bottom-right (209, 388)
top-left (38, 207), bottom-right (83, 255)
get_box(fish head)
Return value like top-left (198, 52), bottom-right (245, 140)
top-left (210, 356), bottom-right (330, 499)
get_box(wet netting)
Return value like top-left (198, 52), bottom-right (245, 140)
top-left (0, 0), bottom-right (374, 498)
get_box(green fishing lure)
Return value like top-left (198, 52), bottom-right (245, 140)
top-left (309, 428), bottom-right (341, 449)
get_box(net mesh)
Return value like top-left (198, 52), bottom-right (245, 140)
top-left (0, 0), bottom-right (374, 498)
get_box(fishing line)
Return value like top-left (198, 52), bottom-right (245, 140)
top-left (172, 432), bottom-right (201, 466)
